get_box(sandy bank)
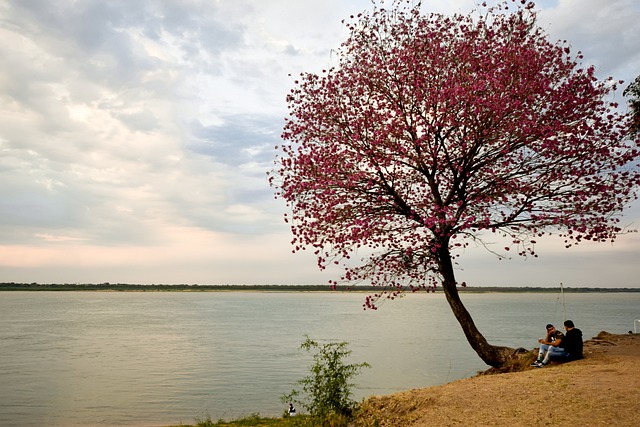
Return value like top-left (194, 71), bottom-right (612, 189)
top-left (355, 332), bottom-right (640, 427)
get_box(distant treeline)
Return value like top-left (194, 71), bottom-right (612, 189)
top-left (1, 282), bottom-right (639, 293)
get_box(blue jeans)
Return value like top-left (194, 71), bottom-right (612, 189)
top-left (547, 349), bottom-right (574, 362)
top-left (539, 345), bottom-right (565, 364)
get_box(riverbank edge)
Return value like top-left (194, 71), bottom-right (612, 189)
top-left (164, 332), bottom-right (639, 427)
top-left (354, 331), bottom-right (640, 426)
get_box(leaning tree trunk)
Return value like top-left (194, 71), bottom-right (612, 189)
top-left (437, 245), bottom-right (517, 367)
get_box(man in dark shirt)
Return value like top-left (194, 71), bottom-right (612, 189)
top-left (550, 320), bottom-right (583, 361)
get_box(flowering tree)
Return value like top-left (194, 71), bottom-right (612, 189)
top-left (270, 0), bottom-right (640, 367)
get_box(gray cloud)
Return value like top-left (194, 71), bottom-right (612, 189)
top-left (539, 0), bottom-right (640, 83)
top-left (1, 0), bottom-right (639, 285)
top-left (189, 115), bottom-right (281, 166)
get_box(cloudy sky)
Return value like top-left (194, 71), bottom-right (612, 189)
top-left (1, 0), bottom-right (639, 288)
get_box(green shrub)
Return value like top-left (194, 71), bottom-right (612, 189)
top-left (282, 336), bottom-right (369, 426)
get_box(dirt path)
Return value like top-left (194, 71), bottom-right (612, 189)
top-left (355, 332), bottom-right (640, 427)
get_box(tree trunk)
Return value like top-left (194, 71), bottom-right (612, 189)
top-left (437, 245), bottom-right (516, 367)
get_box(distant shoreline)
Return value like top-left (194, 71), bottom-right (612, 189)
top-left (1, 282), bottom-right (639, 293)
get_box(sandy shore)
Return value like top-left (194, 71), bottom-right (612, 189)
top-left (354, 332), bottom-right (640, 426)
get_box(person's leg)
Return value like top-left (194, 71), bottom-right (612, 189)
top-left (532, 344), bottom-right (550, 366)
top-left (547, 349), bottom-right (572, 363)
top-left (541, 346), bottom-right (565, 365)
top-left (537, 344), bottom-right (550, 361)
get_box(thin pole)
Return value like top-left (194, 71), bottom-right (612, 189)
top-left (560, 282), bottom-right (566, 322)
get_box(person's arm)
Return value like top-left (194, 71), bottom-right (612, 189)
top-left (550, 337), bottom-right (562, 347)
top-left (538, 332), bottom-right (553, 345)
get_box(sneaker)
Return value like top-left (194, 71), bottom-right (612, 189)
top-left (530, 360), bottom-right (542, 367)
top-left (533, 361), bottom-right (547, 368)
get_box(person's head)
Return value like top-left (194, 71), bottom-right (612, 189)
top-left (546, 324), bottom-right (555, 333)
top-left (564, 319), bottom-right (575, 329)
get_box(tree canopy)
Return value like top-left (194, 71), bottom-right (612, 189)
top-left (270, 0), bottom-right (640, 367)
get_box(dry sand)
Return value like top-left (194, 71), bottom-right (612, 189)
top-left (354, 332), bottom-right (640, 427)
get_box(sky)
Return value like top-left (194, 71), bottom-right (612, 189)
top-left (1, 0), bottom-right (639, 288)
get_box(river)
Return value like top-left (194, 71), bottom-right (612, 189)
top-left (0, 291), bottom-right (638, 426)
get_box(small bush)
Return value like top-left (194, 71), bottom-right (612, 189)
top-left (282, 336), bottom-right (369, 426)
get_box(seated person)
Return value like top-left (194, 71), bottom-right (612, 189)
top-left (547, 319), bottom-right (583, 363)
top-left (531, 323), bottom-right (564, 367)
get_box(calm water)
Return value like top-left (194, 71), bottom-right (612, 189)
top-left (0, 291), bottom-right (638, 427)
